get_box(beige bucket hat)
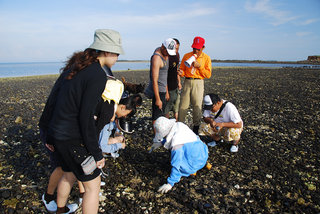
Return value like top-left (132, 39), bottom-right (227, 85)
top-left (88, 29), bottom-right (125, 55)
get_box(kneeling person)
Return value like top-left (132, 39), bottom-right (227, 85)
top-left (150, 117), bottom-right (209, 193)
top-left (96, 94), bottom-right (142, 158)
top-left (199, 93), bottom-right (243, 152)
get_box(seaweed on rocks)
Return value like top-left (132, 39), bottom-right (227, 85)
top-left (0, 68), bottom-right (319, 213)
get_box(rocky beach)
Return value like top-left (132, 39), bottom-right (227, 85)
top-left (0, 67), bottom-right (319, 213)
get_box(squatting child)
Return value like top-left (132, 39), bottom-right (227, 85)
top-left (150, 116), bottom-right (209, 193)
top-left (199, 93), bottom-right (243, 152)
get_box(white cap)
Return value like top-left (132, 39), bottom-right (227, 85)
top-left (203, 95), bottom-right (213, 110)
top-left (162, 38), bottom-right (176, 56)
top-left (153, 117), bottom-right (176, 142)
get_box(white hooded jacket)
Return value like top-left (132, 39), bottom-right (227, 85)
top-left (164, 122), bottom-right (198, 150)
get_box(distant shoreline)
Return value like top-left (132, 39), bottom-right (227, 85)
top-left (1, 60), bottom-right (319, 79)
top-left (0, 67), bottom-right (278, 80)
top-left (212, 59), bottom-right (320, 65)
top-left (118, 59), bottom-right (320, 65)
top-left (1, 59), bottom-right (319, 65)
top-left (1, 66), bottom-right (318, 80)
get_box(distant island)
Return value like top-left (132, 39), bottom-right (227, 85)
top-left (118, 58), bottom-right (320, 65)
top-left (212, 59), bottom-right (320, 65)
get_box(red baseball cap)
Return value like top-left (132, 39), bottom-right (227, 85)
top-left (191, 36), bottom-right (205, 49)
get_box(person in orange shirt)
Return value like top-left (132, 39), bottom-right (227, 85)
top-left (178, 36), bottom-right (212, 134)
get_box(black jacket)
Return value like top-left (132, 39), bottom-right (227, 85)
top-left (39, 71), bottom-right (68, 131)
top-left (47, 62), bottom-right (107, 161)
top-left (95, 99), bottom-right (115, 135)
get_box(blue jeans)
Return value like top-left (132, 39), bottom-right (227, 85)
top-left (98, 122), bottom-right (123, 153)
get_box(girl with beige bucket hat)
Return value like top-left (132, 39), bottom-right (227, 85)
top-left (39, 29), bottom-right (124, 214)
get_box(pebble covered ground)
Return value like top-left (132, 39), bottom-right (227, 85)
top-left (0, 67), bottom-right (319, 213)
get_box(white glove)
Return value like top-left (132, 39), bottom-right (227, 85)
top-left (158, 183), bottom-right (172, 193)
top-left (149, 142), bottom-right (162, 153)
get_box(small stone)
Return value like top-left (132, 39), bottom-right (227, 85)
top-left (7, 208), bottom-right (15, 214)
top-left (266, 174), bottom-right (272, 179)
top-left (297, 198), bottom-right (305, 205)
top-left (2, 190), bottom-right (11, 199)
top-left (265, 199), bottom-right (272, 208)
top-left (221, 187), bottom-right (228, 194)
top-left (243, 169), bottom-right (252, 174)
top-left (203, 203), bottom-right (212, 208)
top-left (15, 116), bottom-right (23, 124)
top-left (16, 202), bottom-right (24, 209)
top-left (305, 183), bottom-right (316, 191)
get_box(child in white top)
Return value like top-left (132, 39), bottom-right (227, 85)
top-left (199, 93), bottom-right (243, 152)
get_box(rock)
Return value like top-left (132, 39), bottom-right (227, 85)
top-left (1, 68), bottom-right (320, 213)
top-left (305, 183), bottom-right (316, 191)
top-left (266, 174), bottom-right (272, 179)
top-left (2, 190), bottom-right (11, 199)
top-left (15, 116), bottom-right (22, 124)
top-left (297, 198), bottom-right (305, 205)
top-left (7, 208), bottom-right (15, 214)
top-left (203, 203), bottom-right (212, 208)
top-left (16, 202), bottom-right (25, 209)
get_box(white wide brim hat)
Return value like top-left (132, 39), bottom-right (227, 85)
top-left (153, 117), bottom-right (176, 142)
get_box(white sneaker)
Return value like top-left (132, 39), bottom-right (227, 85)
top-left (230, 145), bottom-right (238, 152)
top-left (42, 193), bottom-right (57, 212)
top-left (103, 152), bottom-right (119, 158)
top-left (78, 197), bottom-right (83, 206)
top-left (207, 141), bottom-right (217, 147)
top-left (110, 152), bottom-right (119, 158)
top-left (64, 203), bottom-right (79, 213)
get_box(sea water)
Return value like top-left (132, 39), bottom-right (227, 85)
top-left (0, 62), bottom-right (150, 78)
top-left (0, 61), bottom-right (316, 78)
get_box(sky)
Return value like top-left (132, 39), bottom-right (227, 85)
top-left (0, 0), bottom-right (319, 62)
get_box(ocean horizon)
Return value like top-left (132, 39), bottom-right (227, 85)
top-left (0, 61), bottom-right (317, 78)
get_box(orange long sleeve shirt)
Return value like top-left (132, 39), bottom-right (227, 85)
top-left (180, 51), bottom-right (212, 79)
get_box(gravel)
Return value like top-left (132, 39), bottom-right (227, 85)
top-left (0, 68), bottom-right (319, 213)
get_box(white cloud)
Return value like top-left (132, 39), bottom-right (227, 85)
top-left (245, 0), bottom-right (298, 26)
top-left (92, 7), bottom-right (215, 26)
top-left (0, 3), bottom-right (217, 62)
top-left (299, 18), bottom-right (319, 26)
